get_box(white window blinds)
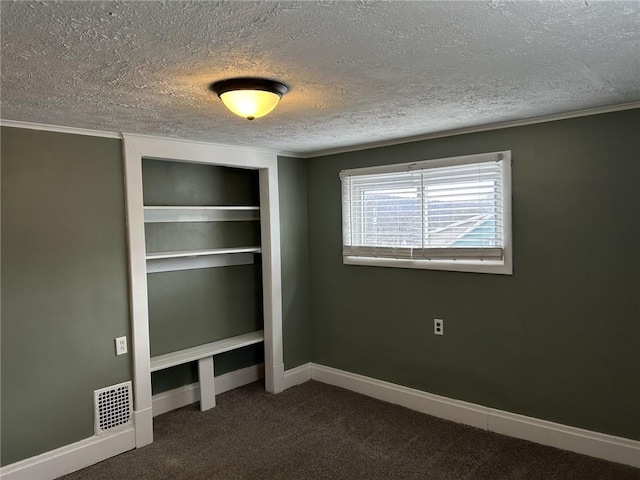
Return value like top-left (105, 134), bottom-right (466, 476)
top-left (341, 152), bottom-right (509, 262)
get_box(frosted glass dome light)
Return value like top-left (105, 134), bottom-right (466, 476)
top-left (210, 78), bottom-right (289, 120)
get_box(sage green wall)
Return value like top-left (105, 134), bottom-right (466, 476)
top-left (5, 109), bottom-right (631, 467)
top-left (1, 127), bottom-right (131, 466)
top-left (278, 156), bottom-right (312, 368)
top-left (307, 110), bottom-right (640, 440)
top-left (0, 132), bottom-right (313, 465)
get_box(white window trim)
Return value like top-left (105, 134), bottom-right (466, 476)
top-left (341, 151), bottom-right (513, 275)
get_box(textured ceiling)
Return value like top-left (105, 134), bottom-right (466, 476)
top-left (1, 1), bottom-right (639, 155)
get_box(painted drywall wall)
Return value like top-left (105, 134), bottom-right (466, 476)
top-left (278, 156), bottom-right (312, 368)
top-left (307, 109), bottom-right (640, 440)
top-left (1, 127), bottom-right (132, 466)
top-left (0, 131), bottom-right (313, 465)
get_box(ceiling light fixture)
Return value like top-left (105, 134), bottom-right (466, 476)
top-left (209, 77), bottom-right (288, 120)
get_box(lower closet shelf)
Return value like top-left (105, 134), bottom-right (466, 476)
top-left (150, 330), bottom-right (264, 413)
top-left (150, 330), bottom-right (264, 372)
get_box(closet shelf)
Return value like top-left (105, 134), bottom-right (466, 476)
top-left (150, 330), bottom-right (264, 372)
top-left (144, 206), bottom-right (259, 223)
top-left (146, 247), bottom-right (261, 261)
top-left (146, 247), bottom-right (261, 273)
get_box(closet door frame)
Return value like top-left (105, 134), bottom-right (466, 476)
top-left (122, 134), bottom-right (284, 448)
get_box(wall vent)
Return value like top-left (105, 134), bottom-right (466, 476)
top-left (94, 381), bottom-right (133, 435)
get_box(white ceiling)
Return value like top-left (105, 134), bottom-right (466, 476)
top-left (1, 1), bottom-right (639, 156)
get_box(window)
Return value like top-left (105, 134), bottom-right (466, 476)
top-left (340, 151), bottom-right (512, 274)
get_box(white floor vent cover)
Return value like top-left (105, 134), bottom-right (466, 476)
top-left (94, 381), bottom-right (133, 435)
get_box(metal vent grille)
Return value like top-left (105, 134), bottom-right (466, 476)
top-left (94, 381), bottom-right (132, 435)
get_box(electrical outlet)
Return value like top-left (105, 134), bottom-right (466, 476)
top-left (434, 319), bottom-right (444, 336)
top-left (115, 336), bottom-right (128, 355)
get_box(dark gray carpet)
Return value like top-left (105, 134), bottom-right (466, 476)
top-left (61, 381), bottom-right (639, 480)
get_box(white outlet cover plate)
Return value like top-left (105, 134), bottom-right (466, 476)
top-left (434, 319), bottom-right (444, 336)
top-left (115, 336), bottom-right (128, 355)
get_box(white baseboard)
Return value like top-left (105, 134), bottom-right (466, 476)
top-left (283, 362), bottom-right (313, 390)
top-left (486, 407), bottom-right (640, 469)
top-left (152, 362), bottom-right (314, 416)
top-left (312, 363), bottom-right (488, 429)
top-left (298, 363), bottom-right (640, 468)
top-left (0, 427), bottom-right (135, 480)
top-left (271, 362), bottom-right (286, 394)
top-left (152, 383), bottom-right (200, 417)
top-left (134, 407), bottom-right (153, 448)
top-left (152, 363), bottom-right (265, 417)
top-left (4, 363), bottom-right (636, 479)
top-left (217, 363), bottom-right (265, 397)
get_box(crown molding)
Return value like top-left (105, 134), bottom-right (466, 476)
top-left (298, 101), bottom-right (640, 158)
top-left (3, 101), bottom-right (638, 159)
top-left (0, 119), bottom-right (122, 139)
top-left (0, 119), bottom-right (301, 158)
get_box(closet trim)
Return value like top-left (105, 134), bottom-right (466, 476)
top-left (122, 133), bottom-right (284, 448)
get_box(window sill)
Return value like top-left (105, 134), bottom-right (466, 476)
top-left (343, 255), bottom-right (512, 275)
